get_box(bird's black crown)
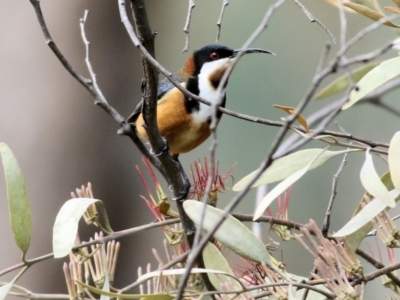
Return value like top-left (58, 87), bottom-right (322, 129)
top-left (192, 44), bottom-right (234, 75)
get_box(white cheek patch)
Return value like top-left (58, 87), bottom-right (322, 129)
top-left (193, 58), bottom-right (229, 123)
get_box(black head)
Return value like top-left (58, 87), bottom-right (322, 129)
top-left (192, 44), bottom-right (235, 76)
top-left (190, 44), bottom-right (274, 76)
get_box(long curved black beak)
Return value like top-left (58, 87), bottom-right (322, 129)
top-left (232, 48), bottom-right (275, 57)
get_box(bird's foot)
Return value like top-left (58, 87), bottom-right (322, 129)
top-left (171, 184), bottom-right (190, 202)
top-left (149, 137), bottom-right (169, 157)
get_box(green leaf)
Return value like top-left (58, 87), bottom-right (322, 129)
top-left (333, 193), bottom-right (391, 237)
top-left (360, 149), bottom-right (395, 207)
top-left (233, 148), bottom-right (360, 191)
top-left (389, 131), bottom-right (400, 189)
top-left (0, 266), bottom-right (29, 300)
top-left (315, 62), bottom-right (379, 99)
top-left (344, 172), bottom-right (399, 251)
top-left (53, 198), bottom-right (100, 258)
top-left (0, 282), bottom-right (14, 300)
top-left (203, 242), bottom-right (241, 291)
top-left (183, 200), bottom-right (288, 280)
top-left (344, 2), bottom-right (400, 28)
top-left (343, 56), bottom-right (400, 109)
top-left (335, 150), bottom-right (400, 238)
top-left (0, 143), bottom-right (32, 257)
top-left (253, 148), bottom-right (328, 220)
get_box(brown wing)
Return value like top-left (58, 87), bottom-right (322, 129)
top-left (135, 84), bottom-right (211, 154)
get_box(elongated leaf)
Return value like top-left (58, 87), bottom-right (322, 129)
top-left (346, 172), bottom-right (397, 251)
top-left (344, 2), bottom-right (400, 27)
top-left (0, 282), bottom-right (14, 300)
top-left (315, 62), bottom-right (379, 99)
top-left (203, 242), bottom-right (241, 291)
top-left (389, 131), bottom-right (400, 189)
top-left (253, 149), bottom-right (327, 220)
top-left (343, 56), bottom-right (400, 109)
top-left (233, 148), bottom-right (360, 191)
top-left (324, 0), bottom-right (357, 11)
top-left (0, 143), bottom-right (32, 256)
top-left (360, 149), bottom-right (395, 207)
top-left (385, 6), bottom-right (400, 13)
top-left (333, 190), bottom-right (400, 237)
top-left (0, 266), bottom-right (28, 300)
top-left (53, 198), bottom-right (100, 258)
top-left (273, 105), bottom-right (309, 132)
top-left (183, 200), bottom-right (288, 280)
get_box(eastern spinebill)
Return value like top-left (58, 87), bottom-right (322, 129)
top-left (129, 44), bottom-right (273, 155)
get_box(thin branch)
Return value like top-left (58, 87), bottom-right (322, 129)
top-left (197, 280), bottom-right (335, 299)
top-left (182, 0), bottom-right (195, 52)
top-left (352, 260), bottom-right (400, 286)
top-left (28, 0), bottom-right (163, 174)
top-left (356, 248), bottom-right (400, 287)
top-left (177, 2), bottom-right (397, 297)
top-left (120, 0), bottom-right (195, 235)
top-left (293, 0), bottom-right (336, 44)
top-left (322, 152), bottom-right (348, 237)
top-left (129, 0), bottom-right (156, 57)
top-left (366, 214), bottom-right (400, 237)
top-left (7, 292), bottom-right (77, 300)
top-left (119, 251), bottom-right (189, 293)
top-left (302, 153), bottom-right (348, 300)
top-left (232, 213), bottom-right (307, 232)
top-left (120, 0), bottom-right (216, 293)
top-left (176, 2), bottom-right (288, 297)
top-left (0, 218), bottom-right (180, 277)
top-left (216, 0), bottom-right (229, 42)
top-left (338, 0), bottom-right (347, 48)
top-left (89, 1), bottom-right (390, 152)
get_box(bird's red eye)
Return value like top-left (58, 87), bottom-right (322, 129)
top-left (210, 52), bottom-right (219, 60)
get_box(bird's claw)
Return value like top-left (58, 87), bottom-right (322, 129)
top-left (171, 181), bottom-right (191, 202)
top-left (149, 137), bottom-right (169, 157)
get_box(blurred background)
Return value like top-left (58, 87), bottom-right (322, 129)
top-left (0, 0), bottom-right (399, 298)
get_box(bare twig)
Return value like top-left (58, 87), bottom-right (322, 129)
top-left (182, 0), bottom-right (195, 52)
top-left (338, 0), bottom-right (347, 47)
top-left (352, 260), bottom-right (400, 286)
top-left (356, 248), bottom-right (400, 287)
top-left (198, 280), bottom-right (335, 299)
top-left (176, 1), bottom-right (287, 297)
top-left (293, 0), bottom-right (336, 43)
top-left (177, 1), bottom-right (397, 297)
top-left (119, 0), bottom-right (196, 241)
top-left (121, 0), bottom-right (218, 294)
top-left (64, 1), bottom-right (385, 152)
top-left (0, 218), bottom-right (180, 277)
top-left (302, 151), bottom-right (347, 300)
top-left (28, 0), bottom-right (164, 174)
top-left (216, 0), bottom-right (229, 42)
top-left (119, 251), bottom-right (189, 293)
top-left (322, 152), bottom-right (348, 237)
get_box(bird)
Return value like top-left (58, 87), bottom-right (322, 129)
top-left (129, 44), bottom-right (273, 156)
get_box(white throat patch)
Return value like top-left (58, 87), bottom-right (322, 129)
top-left (193, 58), bottom-right (230, 123)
